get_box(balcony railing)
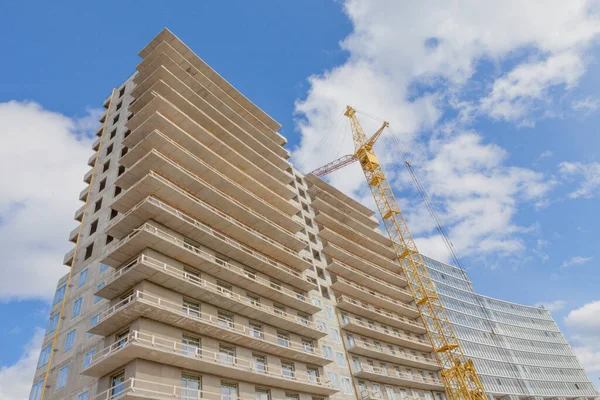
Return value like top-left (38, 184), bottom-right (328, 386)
top-left (340, 314), bottom-right (430, 349)
top-left (88, 330), bottom-right (333, 392)
top-left (354, 363), bottom-right (443, 388)
top-left (361, 389), bottom-right (419, 400)
top-left (337, 295), bottom-right (423, 331)
top-left (102, 254), bottom-right (319, 314)
top-left (334, 276), bottom-right (416, 313)
top-left (349, 339), bottom-right (438, 369)
top-left (329, 259), bottom-right (410, 299)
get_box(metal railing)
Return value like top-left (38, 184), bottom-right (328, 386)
top-left (349, 339), bottom-right (437, 366)
top-left (332, 259), bottom-right (410, 296)
top-left (337, 295), bottom-right (423, 329)
top-left (88, 330), bottom-right (332, 388)
top-left (335, 276), bottom-right (416, 311)
top-left (93, 291), bottom-right (325, 345)
top-left (340, 315), bottom-right (430, 347)
top-left (105, 254), bottom-right (315, 309)
top-left (327, 242), bottom-right (404, 279)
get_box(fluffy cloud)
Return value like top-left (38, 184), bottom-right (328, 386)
top-left (565, 301), bottom-right (600, 382)
top-left (0, 328), bottom-right (44, 400)
top-left (0, 101), bottom-right (98, 301)
top-left (292, 1), bottom-right (600, 262)
top-left (559, 161), bottom-right (600, 198)
top-left (561, 255), bottom-right (594, 269)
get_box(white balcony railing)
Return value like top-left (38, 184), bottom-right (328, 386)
top-left (335, 276), bottom-right (416, 312)
top-left (332, 259), bottom-right (409, 296)
top-left (337, 295), bottom-right (423, 330)
top-left (340, 315), bottom-right (430, 347)
top-left (105, 254), bottom-right (316, 310)
top-left (94, 290), bottom-right (325, 343)
top-left (88, 330), bottom-right (332, 388)
top-left (350, 339), bottom-right (437, 367)
top-left (355, 363), bottom-right (443, 386)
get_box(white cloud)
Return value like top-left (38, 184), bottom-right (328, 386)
top-left (559, 161), bottom-right (600, 198)
top-left (537, 151), bottom-right (553, 161)
top-left (534, 300), bottom-right (567, 311)
top-left (561, 255), bottom-right (593, 269)
top-left (565, 301), bottom-right (600, 382)
top-left (0, 101), bottom-right (98, 301)
top-left (572, 96), bottom-right (600, 113)
top-left (0, 328), bottom-right (44, 400)
top-left (292, 1), bottom-right (598, 263)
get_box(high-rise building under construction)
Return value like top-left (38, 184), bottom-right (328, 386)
top-left (29, 29), bottom-right (597, 400)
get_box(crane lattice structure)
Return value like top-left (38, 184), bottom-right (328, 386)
top-left (311, 106), bottom-right (488, 400)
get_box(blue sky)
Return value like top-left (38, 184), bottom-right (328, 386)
top-left (1, 1), bottom-right (599, 397)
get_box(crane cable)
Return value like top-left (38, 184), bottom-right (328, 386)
top-left (297, 111), bottom-right (345, 172)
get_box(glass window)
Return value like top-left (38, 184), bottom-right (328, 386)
top-left (83, 349), bottom-right (96, 368)
top-left (100, 263), bottom-right (109, 272)
top-left (218, 311), bottom-right (234, 329)
top-left (328, 372), bottom-right (339, 389)
top-left (77, 391), bottom-right (89, 400)
top-left (253, 354), bottom-right (267, 373)
top-left (72, 297), bottom-right (83, 318)
top-left (316, 320), bottom-right (326, 331)
top-left (89, 314), bottom-right (100, 338)
top-left (37, 345), bottom-right (52, 368)
top-left (55, 365), bottom-right (69, 390)
top-left (250, 323), bottom-right (264, 339)
top-left (221, 382), bottom-right (238, 400)
top-left (181, 374), bottom-right (201, 399)
top-left (281, 361), bottom-right (295, 378)
top-left (64, 329), bottom-right (76, 351)
top-left (330, 328), bottom-right (340, 342)
top-left (255, 388), bottom-right (271, 400)
top-left (307, 367), bottom-right (319, 383)
top-left (53, 284), bottom-right (66, 305)
top-left (182, 335), bottom-right (200, 357)
top-left (322, 345), bottom-right (333, 359)
top-left (46, 313), bottom-right (59, 335)
top-left (78, 269), bottom-right (88, 287)
top-left (111, 371), bottom-right (126, 396)
top-left (302, 339), bottom-right (314, 353)
top-left (325, 306), bottom-right (334, 319)
top-left (94, 282), bottom-right (105, 303)
top-left (29, 380), bottom-right (44, 400)
top-left (277, 331), bottom-right (290, 347)
top-left (336, 352), bottom-right (346, 367)
top-left (312, 297), bottom-right (322, 307)
top-left (183, 299), bottom-right (201, 318)
top-left (219, 345), bottom-right (236, 365)
top-left (342, 377), bottom-right (353, 394)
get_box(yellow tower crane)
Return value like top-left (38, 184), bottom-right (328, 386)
top-left (311, 106), bottom-right (488, 400)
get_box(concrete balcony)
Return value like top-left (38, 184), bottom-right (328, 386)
top-left (63, 247), bottom-right (75, 267)
top-left (327, 260), bottom-right (411, 301)
top-left (74, 204), bottom-right (85, 222)
top-left (347, 340), bottom-right (439, 371)
top-left (360, 389), bottom-right (420, 400)
top-left (138, 31), bottom-right (285, 145)
top-left (132, 61), bottom-right (289, 163)
top-left (306, 175), bottom-right (378, 227)
top-left (92, 137), bottom-right (101, 151)
top-left (336, 295), bottom-right (425, 334)
top-left (124, 104), bottom-right (292, 202)
top-left (115, 149), bottom-right (304, 249)
top-left (320, 228), bottom-right (399, 270)
top-left (332, 277), bottom-right (418, 317)
top-left (315, 213), bottom-right (395, 260)
top-left (88, 153), bottom-right (97, 167)
top-left (69, 225), bottom-right (80, 243)
top-left (89, 290), bottom-right (325, 341)
top-left (97, 254), bottom-right (320, 314)
top-left (85, 330), bottom-right (336, 395)
top-left (353, 363), bottom-right (444, 391)
top-left (83, 168), bottom-right (94, 184)
top-left (101, 222), bottom-right (316, 292)
top-left (108, 192), bottom-right (310, 272)
top-left (127, 82), bottom-right (291, 185)
top-left (120, 130), bottom-right (297, 220)
top-left (79, 186), bottom-right (89, 202)
top-left (324, 243), bottom-right (405, 285)
top-left (92, 378), bottom-right (260, 400)
top-left (340, 315), bottom-right (432, 352)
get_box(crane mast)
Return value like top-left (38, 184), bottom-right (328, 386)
top-left (342, 106), bottom-right (487, 400)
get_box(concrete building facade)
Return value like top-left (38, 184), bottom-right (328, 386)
top-left (29, 29), bottom-right (596, 400)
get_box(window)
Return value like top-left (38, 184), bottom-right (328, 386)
top-left (312, 297), bottom-right (322, 307)
top-left (302, 339), bottom-right (314, 353)
top-left (100, 263), bottom-right (109, 272)
top-left (217, 281), bottom-right (233, 297)
top-left (119, 87), bottom-right (126, 97)
top-left (114, 185), bottom-right (122, 196)
top-left (312, 249), bottom-right (321, 260)
top-left (322, 345), bottom-right (333, 359)
top-left (29, 380), bottom-right (44, 400)
top-left (250, 323), bottom-right (264, 339)
top-left (330, 328), bottom-right (340, 342)
top-left (95, 282), bottom-right (105, 303)
top-left (181, 374), bottom-right (201, 399)
top-left (307, 367), bottom-right (319, 383)
top-left (316, 320), bottom-right (326, 332)
top-left (253, 354), bottom-right (267, 373)
top-left (218, 311), bottom-right (234, 328)
top-left (53, 284), bottom-right (66, 305)
top-left (277, 331), bottom-right (290, 347)
top-left (99, 178), bottom-right (106, 191)
top-left (116, 102), bottom-right (122, 111)
top-left (89, 219), bottom-right (98, 235)
top-left (123, 129), bottom-right (131, 138)
top-left (118, 165), bottom-right (125, 176)
top-left (273, 304), bottom-right (286, 316)
top-left (113, 115), bottom-right (119, 124)
top-left (89, 314), bottom-right (100, 337)
top-left (320, 286), bottom-right (330, 299)
top-left (256, 388), bottom-right (271, 400)
top-left (316, 267), bottom-right (325, 280)
top-left (110, 209), bottom-right (118, 219)
top-left (281, 361), bottom-right (295, 378)
top-left (55, 364), bottom-right (69, 391)
top-left (182, 335), bottom-right (201, 356)
top-left (106, 235), bottom-right (114, 245)
top-left (78, 391), bottom-right (90, 400)
top-left (83, 349), bottom-right (96, 368)
top-left (84, 243), bottom-right (94, 260)
top-left (336, 352), bottom-right (346, 367)
top-left (64, 329), bottom-right (76, 351)
top-left (120, 147), bottom-right (128, 157)
top-left (302, 203), bottom-right (309, 212)
top-left (247, 294), bottom-right (260, 307)
top-left (285, 394), bottom-right (299, 400)
top-left (325, 305), bottom-right (334, 319)
top-left (328, 372), bottom-right (340, 389)
top-left (78, 269), bottom-right (88, 287)
top-left (103, 160), bottom-right (110, 172)
top-left (298, 312), bottom-right (309, 325)
top-left (46, 312), bottom-right (59, 334)
top-left (111, 371), bottom-right (126, 397)
top-left (183, 299), bottom-right (200, 318)
top-left (94, 198), bottom-right (102, 213)
top-left (308, 232), bottom-right (317, 244)
top-left (37, 345), bottom-right (52, 368)
top-left (72, 297), bottom-right (83, 318)
top-left (221, 382), bottom-right (238, 400)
